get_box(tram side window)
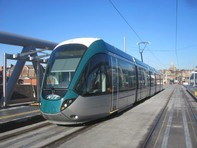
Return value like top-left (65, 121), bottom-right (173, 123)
top-left (138, 67), bottom-right (148, 89)
top-left (138, 67), bottom-right (143, 88)
top-left (144, 70), bottom-right (148, 87)
top-left (156, 74), bottom-right (160, 85)
top-left (147, 71), bottom-right (151, 87)
top-left (150, 72), bottom-right (155, 87)
top-left (118, 59), bottom-right (136, 91)
top-left (75, 54), bottom-right (110, 96)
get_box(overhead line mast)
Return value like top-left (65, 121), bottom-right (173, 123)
top-left (108, 0), bottom-right (150, 62)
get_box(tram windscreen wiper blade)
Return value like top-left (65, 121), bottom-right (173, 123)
top-left (50, 86), bottom-right (55, 94)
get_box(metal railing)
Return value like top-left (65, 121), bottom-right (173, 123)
top-left (0, 31), bottom-right (58, 107)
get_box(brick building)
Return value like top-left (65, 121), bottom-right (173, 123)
top-left (0, 65), bottom-right (37, 85)
top-left (162, 63), bottom-right (192, 85)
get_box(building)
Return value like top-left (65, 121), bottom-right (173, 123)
top-left (162, 63), bottom-right (192, 85)
top-left (0, 64), bottom-right (37, 85)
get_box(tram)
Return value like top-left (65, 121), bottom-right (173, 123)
top-left (40, 38), bottom-right (163, 125)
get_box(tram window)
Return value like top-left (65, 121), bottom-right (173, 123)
top-left (101, 66), bottom-right (107, 92)
top-left (156, 74), bottom-right (160, 85)
top-left (118, 59), bottom-right (136, 91)
top-left (147, 71), bottom-right (151, 87)
top-left (144, 70), bottom-right (148, 87)
top-left (138, 67), bottom-right (148, 89)
top-left (150, 72), bottom-right (155, 86)
top-left (86, 67), bottom-right (101, 93)
top-left (45, 57), bottom-right (80, 89)
top-left (75, 54), bottom-right (110, 96)
top-left (111, 57), bottom-right (118, 92)
top-left (138, 67), bottom-right (142, 88)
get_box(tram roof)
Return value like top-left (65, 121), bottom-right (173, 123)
top-left (55, 38), bottom-right (160, 71)
top-left (55, 38), bottom-right (100, 49)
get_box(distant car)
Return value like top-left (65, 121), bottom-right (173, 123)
top-left (183, 82), bottom-right (189, 86)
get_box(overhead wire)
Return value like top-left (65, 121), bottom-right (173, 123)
top-left (108, 0), bottom-right (166, 68)
top-left (108, 0), bottom-right (143, 41)
top-left (175, 0), bottom-right (179, 68)
top-left (146, 47), bottom-right (166, 68)
top-left (148, 50), bottom-right (174, 52)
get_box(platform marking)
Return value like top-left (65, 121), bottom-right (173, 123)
top-left (0, 110), bottom-right (40, 120)
top-left (185, 102), bottom-right (197, 143)
top-left (0, 106), bottom-right (29, 112)
top-left (181, 96), bottom-right (193, 148)
top-left (153, 89), bottom-right (175, 148)
top-left (161, 88), bottom-right (176, 148)
top-left (153, 109), bottom-right (169, 148)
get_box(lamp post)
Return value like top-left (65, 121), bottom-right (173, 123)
top-left (138, 41), bottom-right (150, 62)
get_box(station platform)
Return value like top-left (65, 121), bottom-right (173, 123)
top-left (1, 85), bottom-right (197, 148)
top-left (0, 104), bottom-right (43, 132)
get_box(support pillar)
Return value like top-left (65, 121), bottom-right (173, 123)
top-left (1, 53), bottom-right (7, 107)
top-left (6, 46), bottom-right (32, 101)
top-left (31, 49), bottom-right (44, 103)
top-left (36, 60), bottom-right (40, 103)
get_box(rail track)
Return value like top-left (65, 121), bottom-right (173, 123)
top-left (141, 87), bottom-right (175, 148)
top-left (183, 86), bottom-right (197, 123)
top-left (0, 121), bottom-right (84, 148)
top-left (2, 85), bottom-right (193, 148)
top-left (0, 115), bottom-right (106, 148)
top-left (142, 85), bottom-right (197, 148)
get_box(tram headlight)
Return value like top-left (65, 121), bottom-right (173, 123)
top-left (61, 99), bottom-right (75, 111)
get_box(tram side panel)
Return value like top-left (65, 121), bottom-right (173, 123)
top-left (136, 66), bottom-right (150, 101)
top-left (150, 71), bottom-right (156, 96)
top-left (110, 55), bottom-right (137, 110)
top-left (73, 53), bottom-right (112, 120)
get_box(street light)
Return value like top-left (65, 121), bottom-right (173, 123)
top-left (138, 41), bottom-right (150, 62)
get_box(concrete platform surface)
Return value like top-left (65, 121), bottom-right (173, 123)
top-left (0, 105), bottom-right (40, 124)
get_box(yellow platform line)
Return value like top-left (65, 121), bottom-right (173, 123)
top-left (0, 110), bottom-right (40, 120)
top-left (109, 109), bottom-right (118, 114)
top-left (195, 91), bottom-right (197, 96)
top-left (30, 102), bottom-right (40, 106)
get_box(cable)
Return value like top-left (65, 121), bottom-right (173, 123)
top-left (108, 0), bottom-right (166, 69)
top-left (108, 0), bottom-right (143, 41)
top-left (149, 50), bottom-right (174, 52)
top-left (175, 0), bottom-right (179, 68)
top-left (146, 47), bottom-right (166, 68)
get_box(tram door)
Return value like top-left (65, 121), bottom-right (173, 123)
top-left (111, 57), bottom-right (118, 112)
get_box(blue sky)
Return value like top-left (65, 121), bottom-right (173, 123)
top-left (0, 0), bottom-right (197, 70)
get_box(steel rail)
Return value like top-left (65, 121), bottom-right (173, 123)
top-left (0, 121), bottom-right (51, 141)
top-left (182, 86), bottom-right (197, 123)
top-left (0, 118), bottom-right (104, 147)
top-left (40, 123), bottom-right (99, 148)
